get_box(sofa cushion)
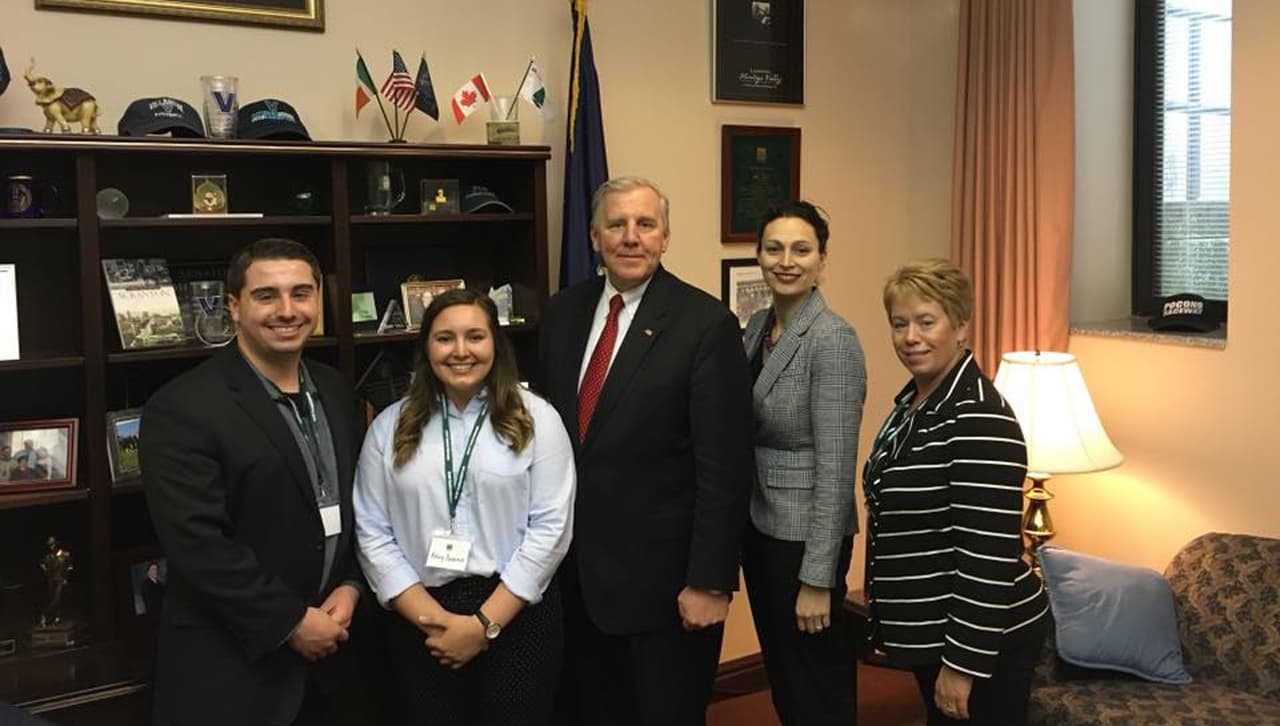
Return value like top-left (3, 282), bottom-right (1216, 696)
top-left (1028, 680), bottom-right (1280, 725)
top-left (1039, 546), bottom-right (1192, 684)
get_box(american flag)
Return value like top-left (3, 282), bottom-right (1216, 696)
top-left (381, 51), bottom-right (417, 111)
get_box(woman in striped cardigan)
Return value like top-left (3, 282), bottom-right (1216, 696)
top-left (863, 259), bottom-right (1048, 725)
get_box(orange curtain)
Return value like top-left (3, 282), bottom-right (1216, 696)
top-left (951, 0), bottom-right (1075, 372)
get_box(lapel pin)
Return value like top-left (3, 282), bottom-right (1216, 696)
top-left (644, 328), bottom-right (653, 336)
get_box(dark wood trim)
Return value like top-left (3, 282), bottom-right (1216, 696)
top-left (1132, 0), bottom-right (1161, 316)
top-left (350, 213), bottom-right (536, 225)
top-left (100, 216), bottom-right (330, 229)
top-left (0, 219), bottom-right (77, 230)
top-left (106, 337), bottom-right (337, 364)
top-left (0, 355), bottom-right (85, 372)
top-left (0, 487), bottom-right (90, 510)
top-left (331, 159), bottom-right (355, 383)
top-left (711, 652), bottom-right (770, 701)
top-left (0, 135), bottom-right (551, 161)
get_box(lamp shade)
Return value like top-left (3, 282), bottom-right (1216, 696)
top-left (993, 351), bottom-right (1123, 476)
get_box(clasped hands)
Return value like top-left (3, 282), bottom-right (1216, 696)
top-left (288, 584), bottom-right (359, 662)
top-left (417, 609), bottom-right (487, 670)
top-left (677, 586), bottom-right (730, 631)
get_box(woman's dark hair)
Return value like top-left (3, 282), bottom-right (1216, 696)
top-left (392, 288), bottom-right (533, 467)
top-left (756, 200), bottom-right (830, 254)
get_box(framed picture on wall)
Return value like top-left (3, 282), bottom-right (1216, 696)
top-left (722, 125), bottom-right (801, 245)
top-left (35, 0), bottom-right (325, 31)
top-left (721, 258), bottom-right (770, 329)
top-left (712, 0), bottom-right (805, 105)
top-left (0, 418), bottom-right (78, 495)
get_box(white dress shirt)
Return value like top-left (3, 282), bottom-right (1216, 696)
top-left (577, 277), bottom-right (652, 388)
top-left (354, 388), bottom-right (576, 606)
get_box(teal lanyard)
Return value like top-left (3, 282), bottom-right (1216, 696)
top-left (281, 377), bottom-right (329, 500)
top-left (441, 394), bottom-right (489, 525)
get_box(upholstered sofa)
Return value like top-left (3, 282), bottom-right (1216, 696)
top-left (1028, 532), bottom-right (1280, 725)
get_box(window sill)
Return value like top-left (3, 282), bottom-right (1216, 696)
top-left (1070, 317), bottom-right (1226, 350)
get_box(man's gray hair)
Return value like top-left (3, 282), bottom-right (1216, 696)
top-left (589, 176), bottom-right (671, 232)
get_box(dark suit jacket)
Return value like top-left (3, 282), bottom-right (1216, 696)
top-left (141, 346), bottom-right (360, 726)
top-left (536, 267), bottom-right (754, 634)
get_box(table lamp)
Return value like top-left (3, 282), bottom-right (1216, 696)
top-left (993, 351), bottom-right (1123, 571)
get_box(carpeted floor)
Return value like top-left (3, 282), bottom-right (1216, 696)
top-left (707, 662), bottom-right (926, 726)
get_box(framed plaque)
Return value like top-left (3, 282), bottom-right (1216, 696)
top-left (713, 0), bottom-right (805, 105)
top-left (721, 125), bottom-right (801, 245)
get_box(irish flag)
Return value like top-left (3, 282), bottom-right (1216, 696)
top-left (450, 73), bottom-right (491, 124)
top-left (356, 52), bottom-right (378, 116)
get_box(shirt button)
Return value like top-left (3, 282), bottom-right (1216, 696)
top-left (314, 543), bottom-right (323, 552)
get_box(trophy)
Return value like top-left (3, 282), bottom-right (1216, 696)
top-left (30, 536), bottom-right (87, 649)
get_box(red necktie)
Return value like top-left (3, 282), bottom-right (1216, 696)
top-left (577, 294), bottom-right (624, 442)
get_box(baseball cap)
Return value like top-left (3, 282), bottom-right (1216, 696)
top-left (461, 185), bottom-right (513, 214)
top-left (236, 99), bottom-right (310, 141)
top-left (1148, 292), bottom-right (1219, 333)
top-left (118, 97), bottom-right (205, 137)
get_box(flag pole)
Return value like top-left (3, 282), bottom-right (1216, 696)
top-left (358, 48), bottom-right (397, 141)
top-left (397, 90), bottom-right (417, 140)
top-left (507, 58), bottom-right (535, 121)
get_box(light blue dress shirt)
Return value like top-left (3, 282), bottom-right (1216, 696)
top-left (354, 388), bottom-right (576, 607)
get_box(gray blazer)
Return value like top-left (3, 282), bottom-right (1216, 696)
top-left (743, 288), bottom-right (866, 587)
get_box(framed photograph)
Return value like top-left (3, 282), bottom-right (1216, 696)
top-left (722, 125), bottom-right (801, 245)
top-left (713, 0), bottom-right (805, 105)
top-left (419, 179), bottom-right (461, 215)
top-left (721, 258), bottom-right (771, 329)
top-left (35, 0), bottom-right (324, 31)
top-left (401, 278), bottom-right (466, 330)
top-left (112, 547), bottom-right (167, 635)
top-left (106, 409), bottom-right (142, 484)
top-left (0, 418), bottom-right (78, 494)
top-left (351, 292), bottom-right (379, 323)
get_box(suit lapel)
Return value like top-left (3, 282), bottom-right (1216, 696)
top-left (216, 347), bottom-right (319, 512)
top-left (743, 308), bottom-right (769, 358)
top-left (753, 289), bottom-right (825, 402)
top-left (581, 269), bottom-right (670, 448)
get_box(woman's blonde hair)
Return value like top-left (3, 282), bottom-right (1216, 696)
top-left (882, 258), bottom-right (973, 327)
top-left (392, 289), bottom-right (533, 468)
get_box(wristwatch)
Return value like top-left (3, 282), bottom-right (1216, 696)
top-left (474, 609), bottom-right (502, 640)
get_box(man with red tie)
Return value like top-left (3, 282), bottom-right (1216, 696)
top-left (537, 177), bottom-right (755, 725)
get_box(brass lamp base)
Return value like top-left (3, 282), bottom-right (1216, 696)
top-left (1023, 475), bottom-right (1055, 576)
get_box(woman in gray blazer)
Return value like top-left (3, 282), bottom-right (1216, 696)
top-left (741, 201), bottom-right (867, 726)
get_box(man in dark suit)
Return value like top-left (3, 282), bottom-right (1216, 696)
top-left (537, 177), bottom-right (754, 725)
top-left (141, 238), bottom-right (362, 726)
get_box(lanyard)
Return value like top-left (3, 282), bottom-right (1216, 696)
top-left (281, 375), bottom-right (330, 502)
top-left (441, 394), bottom-right (489, 525)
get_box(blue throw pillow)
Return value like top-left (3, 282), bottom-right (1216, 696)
top-left (1039, 546), bottom-right (1193, 685)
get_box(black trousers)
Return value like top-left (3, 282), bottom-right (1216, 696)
top-left (387, 575), bottom-right (562, 726)
top-left (555, 563), bottom-right (724, 726)
top-left (741, 524), bottom-right (855, 726)
top-left (910, 615), bottom-right (1049, 726)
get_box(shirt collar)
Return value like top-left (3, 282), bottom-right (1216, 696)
top-left (443, 387), bottom-right (489, 418)
top-left (602, 276), bottom-right (651, 312)
top-left (242, 350), bottom-right (313, 400)
top-left (894, 350), bottom-right (976, 413)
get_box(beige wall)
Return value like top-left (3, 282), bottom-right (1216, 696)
top-left (4, 0), bottom-right (959, 662)
top-left (1056, 0), bottom-right (1280, 571)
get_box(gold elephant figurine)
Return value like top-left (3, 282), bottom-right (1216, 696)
top-left (24, 59), bottom-right (101, 135)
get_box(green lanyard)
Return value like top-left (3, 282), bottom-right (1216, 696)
top-left (440, 394), bottom-right (489, 525)
top-left (281, 375), bottom-right (332, 503)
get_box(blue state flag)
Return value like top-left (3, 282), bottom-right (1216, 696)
top-left (0, 47), bottom-right (10, 96)
top-left (559, 0), bottom-right (609, 290)
top-left (413, 55), bottom-right (439, 121)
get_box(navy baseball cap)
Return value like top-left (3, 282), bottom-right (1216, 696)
top-left (118, 97), bottom-right (205, 137)
top-left (1149, 292), bottom-right (1220, 333)
top-left (236, 99), bottom-right (310, 141)
top-left (461, 185), bottom-right (513, 214)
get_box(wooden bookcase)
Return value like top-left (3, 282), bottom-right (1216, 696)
top-left (0, 135), bottom-right (549, 721)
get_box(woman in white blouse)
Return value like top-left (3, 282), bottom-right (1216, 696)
top-left (355, 288), bottom-right (575, 726)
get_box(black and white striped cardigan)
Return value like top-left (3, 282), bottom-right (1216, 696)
top-left (862, 352), bottom-right (1048, 678)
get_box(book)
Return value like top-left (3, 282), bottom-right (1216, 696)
top-left (0, 264), bottom-right (17, 361)
top-left (101, 259), bottom-right (187, 350)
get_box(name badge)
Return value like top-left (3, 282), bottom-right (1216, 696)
top-left (320, 505), bottom-right (342, 537)
top-left (426, 533), bottom-right (472, 572)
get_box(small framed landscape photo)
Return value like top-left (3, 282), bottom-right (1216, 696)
top-left (106, 409), bottom-right (142, 484)
top-left (721, 258), bottom-right (771, 329)
top-left (0, 418), bottom-right (78, 494)
top-left (401, 278), bottom-right (466, 330)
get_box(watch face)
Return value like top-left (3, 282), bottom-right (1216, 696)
top-left (484, 621), bottom-right (501, 640)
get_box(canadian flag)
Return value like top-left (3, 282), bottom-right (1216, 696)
top-left (450, 73), bottom-right (491, 124)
